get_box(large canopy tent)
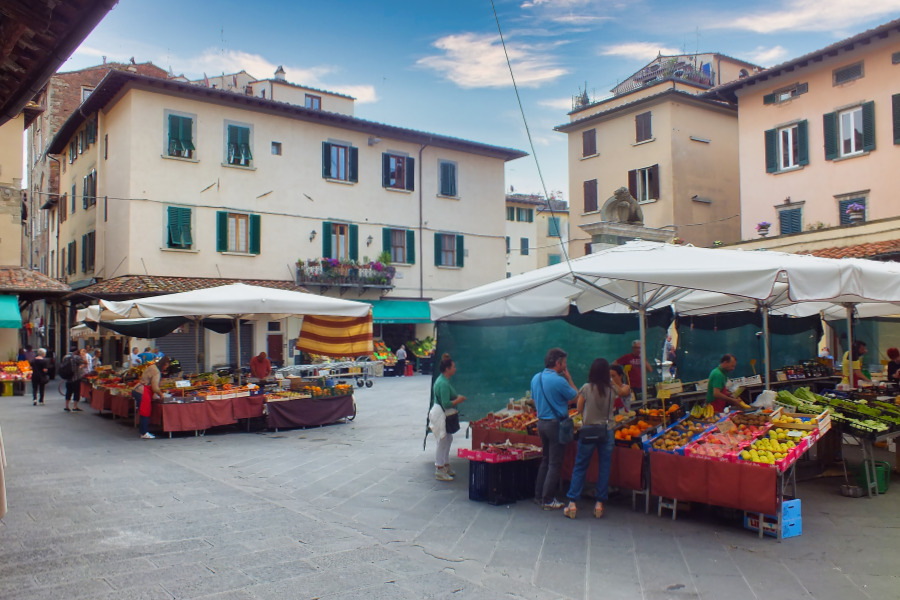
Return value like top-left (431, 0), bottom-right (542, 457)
top-left (431, 241), bottom-right (900, 400)
top-left (99, 283), bottom-right (372, 377)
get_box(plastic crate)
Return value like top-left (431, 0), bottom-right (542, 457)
top-left (468, 460), bottom-right (519, 505)
top-left (743, 513), bottom-right (802, 539)
top-left (855, 461), bottom-right (891, 494)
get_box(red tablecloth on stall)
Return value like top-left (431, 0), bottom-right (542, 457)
top-left (90, 388), bottom-right (111, 412)
top-left (150, 399), bottom-right (237, 433)
top-left (266, 395), bottom-right (354, 429)
top-left (649, 451), bottom-right (777, 515)
top-left (80, 381), bottom-right (92, 400)
top-left (109, 394), bottom-right (132, 418)
top-left (233, 394), bottom-right (266, 419)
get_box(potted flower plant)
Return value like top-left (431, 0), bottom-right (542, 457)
top-left (756, 221), bottom-right (771, 237)
top-left (845, 202), bottom-right (865, 224)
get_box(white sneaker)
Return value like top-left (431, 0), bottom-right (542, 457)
top-left (141, 432), bottom-right (156, 439)
top-left (435, 467), bottom-right (453, 481)
top-left (444, 464), bottom-right (456, 477)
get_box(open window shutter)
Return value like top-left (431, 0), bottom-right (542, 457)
top-left (763, 93), bottom-right (776, 105)
top-left (349, 224), bottom-right (358, 260)
top-left (322, 142), bottom-right (332, 178)
top-left (81, 234), bottom-right (86, 272)
top-left (249, 214), bottom-right (261, 255)
top-left (216, 211), bottom-right (228, 252)
top-left (439, 163), bottom-right (449, 195)
top-left (168, 114), bottom-right (177, 153)
top-left (797, 120), bottom-right (809, 166)
top-left (406, 229), bottom-right (415, 264)
top-left (627, 169), bottom-right (637, 198)
top-left (180, 208), bottom-right (192, 246)
top-left (321, 221), bottom-right (332, 258)
top-left (456, 235), bottom-right (464, 268)
top-left (167, 207), bottom-right (182, 246)
top-left (240, 127), bottom-right (252, 159)
top-left (349, 146), bottom-right (358, 183)
top-left (764, 129), bottom-right (777, 172)
top-left (861, 101), bottom-right (876, 151)
top-left (381, 154), bottom-right (390, 187)
top-left (893, 94), bottom-right (900, 144)
top-left (82, 176), bottom-right (88, 208)
top-left (823, 112), bottom-right (838, 160)
top-left (434, 233), bottom-right (442, 266)
top-left (405, 157), bottom-right (415, 191)
top-left (649, 164), bottom-right (660, 200)
top-left (382, 228), bottom-right (391, 253)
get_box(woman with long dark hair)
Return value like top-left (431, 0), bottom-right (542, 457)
top-left (564, 358), bottom-right (616, 519)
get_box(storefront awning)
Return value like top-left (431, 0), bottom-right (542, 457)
top-left (367, 300), bottom-right (432, 324)
top-left (0, 295), bottom-right (23, 328)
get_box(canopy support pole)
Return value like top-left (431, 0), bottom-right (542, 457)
top-left (194, 317), bottom-right (201, 375)
top-left (762, 304), bottom-right (771, 389)
top-left (235, 317), bottom-right (242, 385)
top-left (845, 304), bottom-right (854, 383)
top-left (638, 283), bottom-right (648, 405)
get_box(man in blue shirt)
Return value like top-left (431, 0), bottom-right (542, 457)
top-left (531, 347), bottom-right (578, 510)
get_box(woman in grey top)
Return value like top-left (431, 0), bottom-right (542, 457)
top-left (564, 358), bottom-right (616, 519)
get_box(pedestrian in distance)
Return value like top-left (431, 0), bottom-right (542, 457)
top-left (396, 345), bottom-right (407, 377)
top-left (30, 349), bottom-right (50, 406)
top-left (531, 347), bottom-right (578, 510)
top-left (58, 345), bottom-right (85, 412)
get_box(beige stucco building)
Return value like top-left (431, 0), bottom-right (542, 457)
top-left (708, 19), bottom-right (900, 242)
top-left (556, 54), bottom-right (756, 256)
top-left (46, 69), bottom-right (525, 368)
top-left (504, 194), bottom-right (569, 277)
top-left (0, 115), bottom-right (25, 355)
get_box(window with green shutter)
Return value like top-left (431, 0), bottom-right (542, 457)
top-left (382, 154), bottom-right (414, 190)
top-left (226, 124), bottom-right (252, 166)
top-left (167, 206), bottom-right (193, 249)
top-left (520, 238), bottom-right (529, 255)
top-left (838, 198), bottom-right (866, 225)
top-left (893, 94), bottom-right (900, 145)
top-left (439, 160), bottom-right (457, 197)
top-left (168, 114), bottom-right (195, 159)
top-left (216, 211), bottom-right (258, 253)
top-left (249, 214), bottom-right (261, 255)
top-left (548, 254), bottom-right (562, 266)
top-left (506, 206), bottom-right (515, 221)
top-left (323, 142), bottom-right (358, 182)
top-left (778, 208), bottom-right (802, 235)
top-left (322, 221), bottom-right (332, 258)
top-left (548, 217), bottom-right (560, 237)
top-left (434, 233), bottom-right (463, 267)
top-left (767, 121), bottom-right (808, 172)
top-left (827, 103), bottom-right (874, 159)
top-left (406, 229), bottom-right (415, 264)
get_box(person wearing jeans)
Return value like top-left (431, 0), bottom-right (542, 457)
top-left (135, 356), bottom-right (170, 439)
top-left (531, 348), bottom-right (578, 510)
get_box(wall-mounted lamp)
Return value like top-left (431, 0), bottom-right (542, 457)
top-left (309, 230), bottom-right (317, 242)
top-left (366, 235), bottom-right (374, 246)
top-left (367, 136), bottom-right (382, 146)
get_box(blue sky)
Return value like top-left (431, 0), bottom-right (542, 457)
top-left (64, 0), bottom-right (900, 202)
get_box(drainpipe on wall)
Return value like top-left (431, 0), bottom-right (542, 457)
top-left (47, 153), bottom-right (63, 359)
top-left (417, 141), bottom-right (431, 299)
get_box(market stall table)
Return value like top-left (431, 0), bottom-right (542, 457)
top-left (89, 387), bottom-right (111, 412)
top-left (266, 395), bottom-right (355, 430)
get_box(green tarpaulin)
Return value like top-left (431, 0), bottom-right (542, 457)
top-left (0, 295), bottom-right (22, 328)
top-left (367, 300), bottom-right (431, 324)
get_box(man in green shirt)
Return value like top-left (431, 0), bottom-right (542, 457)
top-left (706, 354), bottom-right (739, 413)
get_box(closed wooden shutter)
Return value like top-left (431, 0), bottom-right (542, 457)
top-left (823, 112), bottom-right (838, 160)
top-left (797, 120), bottom-right (809, 166)
top-left (381, 153), bottom-right (391, 187)
top-left (434, 233), bottom-right (442, 266)
top-left (321, 221), bottom-right (332, 258)
top-left (216, 211), bottom-right (228, 252)
top-left (649, 164), bottom-right (660, 200)
top-left (893, 94), bottom-right (900, 144)
top-left (382, 228), bottom-right (391, 253)
top-left (349, 147), bottom-right (359, 182)
top-left (779, 208), bottom-right (801, 234)
top-left (249, 214), bottom-right (261, 255)
top-left (763, 93), bottom-right (776, 105)
top-left (583, 179), bottom-right (597, 212)
top-left (322, 142), bottom-right (332, 178)
top-left (582, 129), bottom-right (596, 156)
top-left (456, 235), bottom-right (464, 267)
top-left (349, 224), bottom-right (358, 260)
top-left (405, 157), bottom-right (415, 191)
top-left (764, 129), bottom-right (778, 172)
top-left (406, 229), bottom-right (415, 264)
top-left (861, 101), bottom-right (876, 151)
top-left (628, 169), bottom-right (637, 198)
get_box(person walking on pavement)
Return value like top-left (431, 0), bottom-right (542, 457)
top-left (59, 345), bottom-right (85, 412)
top-left (29, 349), bottom-right (50, 406)
top-left (396, 345), bottom-right (407, 377)
top-left (532, 347), bottom-right (578, 510)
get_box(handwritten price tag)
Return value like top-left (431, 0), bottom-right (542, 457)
top-left (656, 389), bottom-right (672, 400)
top-left (175, 380), bottom-right (191, 388)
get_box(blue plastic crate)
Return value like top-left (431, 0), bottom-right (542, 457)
top-left (743, 513), bottom-right (802, 538)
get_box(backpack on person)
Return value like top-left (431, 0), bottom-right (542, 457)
top-left (58, 354), bottom-right (76, 381)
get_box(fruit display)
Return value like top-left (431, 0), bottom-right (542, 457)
top-left (372, 341), bottom-right (396, 366)
top-left (614, 419), bottom-right (656, 444)
top-left (649, 417), bottom-right (715, 453)
top-left (498, 412), bottom-right (537, 433)
top-left (638, 404), bottom-right (680, 419)
top-left (776, 387), bottom-right (896, 438)
top-left (458, 442), bottom-right (541, 463)
top-left (0, 361), bottom-right (31, 380)
top-left (405, 337), bottom-right (435, 358)
top-left (738, 427), bottom-right (811, 467)
top-left (690, 403), bottom-right (718, 422)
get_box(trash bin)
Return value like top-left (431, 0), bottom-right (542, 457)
top-left (855, 461), bottom-right (891, 494)
top-left (1, 381), bottom-right (13, 396)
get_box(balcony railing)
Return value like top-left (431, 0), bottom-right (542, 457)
top-left (296, 260), bottom-right (394, 295)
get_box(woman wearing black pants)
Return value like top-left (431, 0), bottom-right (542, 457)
top-left (30, 348), bottom-right (50, 405)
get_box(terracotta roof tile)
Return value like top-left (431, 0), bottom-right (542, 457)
top-left (67, 275), bottom-right (306, 300)
top-left (805, 240), bottom-right (900, 260)
top-left (0, 266), bottom-right (71, 294)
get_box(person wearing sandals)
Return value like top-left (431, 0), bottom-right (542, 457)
top-left (564, 358), bottom-right (617, 520)
top-left (432, 354), bottom-right (465, 480)
top-left (532, 348), bottom-right (578, 510)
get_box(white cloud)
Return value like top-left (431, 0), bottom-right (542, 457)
top-left (720, 0), bottom-right (900, 33)
top-left (600, 42), bottom-right (681, 61)
top-left (417, 33), bottom-right (567, 89)
top-left (549, 15), bottom-right (611, 25)
top-left (539, 97), bottom-right (574, 110)
top-left (746, 45), bottom-right (789, 66)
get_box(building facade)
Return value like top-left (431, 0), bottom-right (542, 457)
top-left (46, 69), bottom-right (525, 366)
top-left (504, 194), bottom-right (568, 277)
top-left (708, 18), bottom-right (900, 242)
top-left (556, 54), bottom-right (757, 256)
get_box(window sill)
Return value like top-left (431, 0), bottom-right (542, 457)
top-left (437, 194), bottom-right (459, 200)
top-left (220, 251), bottom-right (259, 257)
top-left (162, 154), bottom-right (199, 163)
top-left (833, 150), bottom-right (870, 163)
top-left (580, 153), bottom-right (599, 160)
top-left (326, 178), bottom-right (355, 185)
top-left (581, 209), bottom-right (601, 217)
top-left (221, 162), bottom-right (256, 171)
top-left (638, 198), bottom-right (658, 205)
top-left (633, 138), bottom-right (655, 146)
top-left (772, 165), bottom-right (805, 175)
top-left (161, 247), bottom-right (199, 253)
top-left (436, 265), bottom-right (462, 270)
top-left (384, 187), bottom-right (413, 194)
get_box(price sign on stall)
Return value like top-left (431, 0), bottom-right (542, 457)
top-left (175, 380), bottom-right (191, 388)
top-left (656, 389), bottom-right (672, 400)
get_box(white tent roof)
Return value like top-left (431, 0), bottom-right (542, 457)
top-left (101, 283), bottom-right (371, 320)
top-left (430, 241), bottom-right (900, 322)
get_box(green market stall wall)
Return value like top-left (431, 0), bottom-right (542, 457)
top-left (431, 308), bottom-right (672, 422)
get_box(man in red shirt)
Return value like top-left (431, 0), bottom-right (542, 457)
top-left (614, 340), bottom-right (653, 398)
top-left (249, 352), bottom-right (271, 379)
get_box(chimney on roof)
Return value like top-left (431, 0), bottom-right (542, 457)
top-left (102, 56), bottom-right (106, 64)
top-left (274, 65), bottom-right (286, 81)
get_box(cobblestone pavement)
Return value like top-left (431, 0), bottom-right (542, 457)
top-left (1, 376), bottom-right (898, 599)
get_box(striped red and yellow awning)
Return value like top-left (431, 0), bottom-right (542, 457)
top-left (296, 314), bottom-right (373, 357)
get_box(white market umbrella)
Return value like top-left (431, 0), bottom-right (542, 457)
top-left (101, 283), bottom-right (371, 380)
top-left (431, 241), bottom-right (900, 397)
